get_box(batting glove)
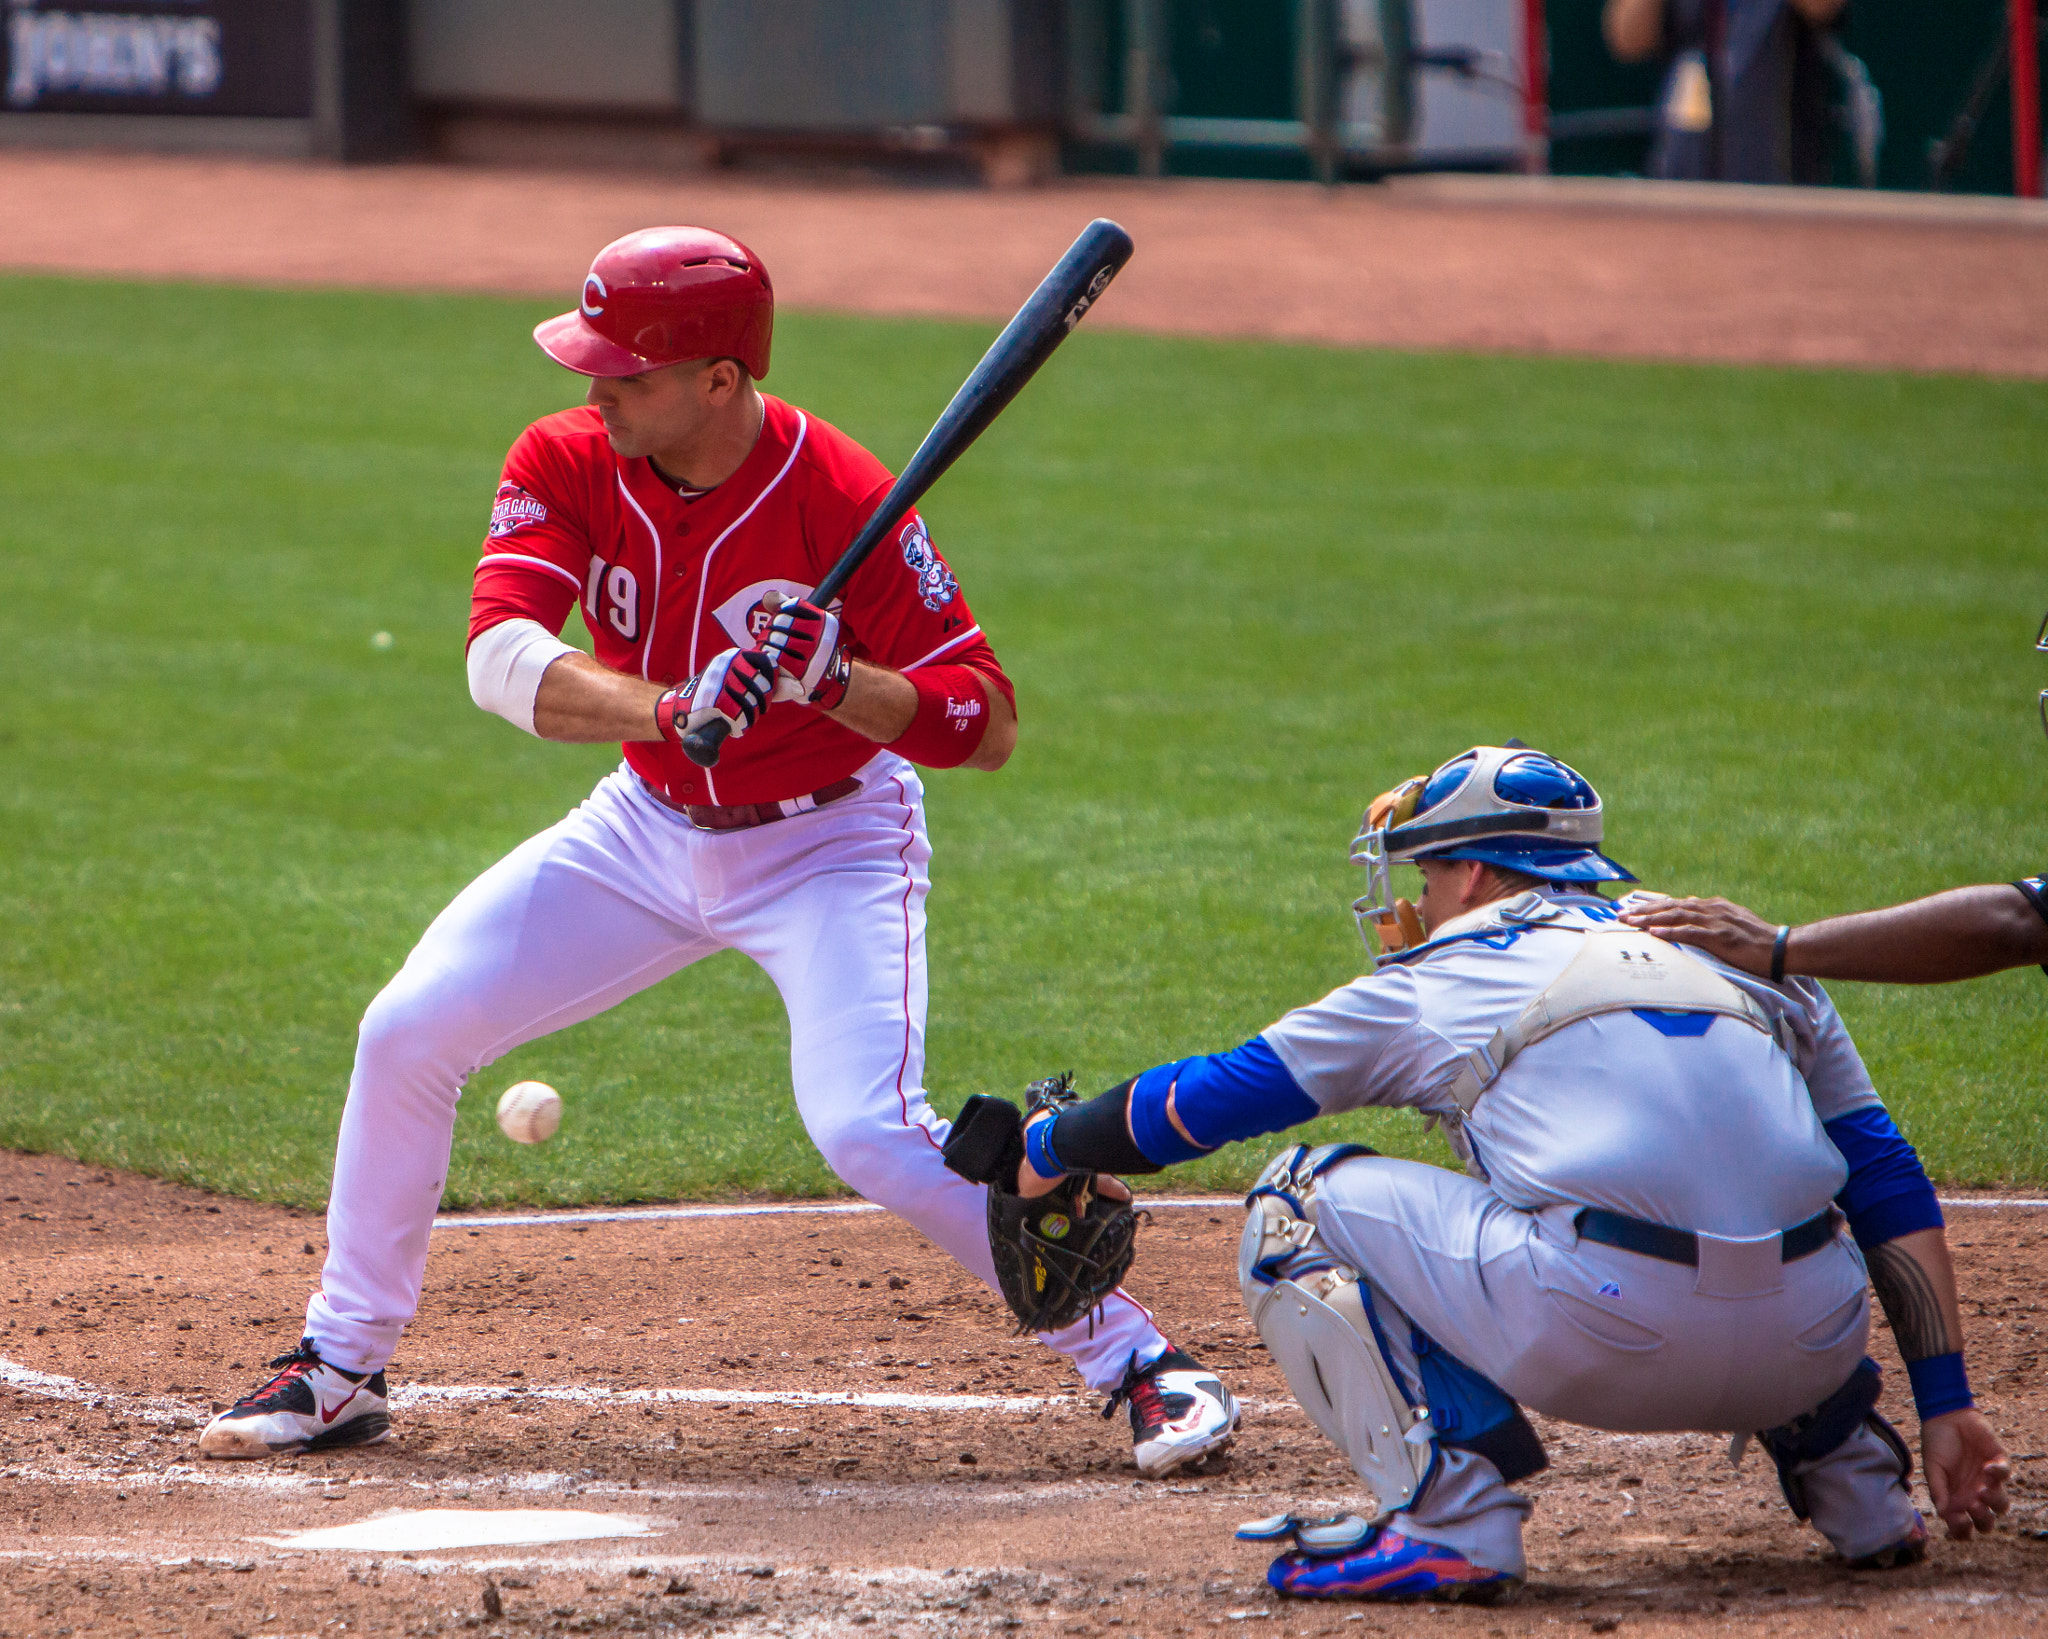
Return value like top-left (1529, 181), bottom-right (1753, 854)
top-left (763, 595), bottom-right (851, 711)
top-left (656, 647), bottom-right (777, 745)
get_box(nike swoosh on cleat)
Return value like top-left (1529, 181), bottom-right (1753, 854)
top-left (320, 1388), bottom-right (361, 1426)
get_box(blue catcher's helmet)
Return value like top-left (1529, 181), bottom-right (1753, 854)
top-left (1350, 745), bottom-right (1635, 951)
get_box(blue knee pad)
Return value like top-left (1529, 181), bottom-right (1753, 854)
top-left (1409, 1328), bottom-right (1549, 1486)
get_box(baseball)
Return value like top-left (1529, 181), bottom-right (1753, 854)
top-left (495, 1080), bottom-right (562, 1145)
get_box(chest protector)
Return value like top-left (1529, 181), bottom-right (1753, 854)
top-left (1446, 928), bottom-right (1794, 1116)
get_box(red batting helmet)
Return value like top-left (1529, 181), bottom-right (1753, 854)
top-left (533, 226), bottom-right (773, 380)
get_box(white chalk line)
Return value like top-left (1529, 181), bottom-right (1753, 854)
top-left (432, 1194), bottom-right (2047, 1230)
top-left (1939, 1197), bottom-right (2048, 1208)
top-left (432, 1197), bottom-right (1243, 1229)
top-left (4, 1353), bottom-right (1308, 1429)
top-left (0, 1353), bottom-right (1089, 1422)
top-left (0, 1449), bottom-right (1242, 1515)
top-left (390, 1382), bottom-right (1061, 1414)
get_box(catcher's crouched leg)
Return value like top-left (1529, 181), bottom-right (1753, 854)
top-left (1758, 1359), bottom-right (1927, 1566)
top-left (1239, 1145), bottom-right (1437, 1521)
top-left (1236, 1145), bottom-right (1536, 1599)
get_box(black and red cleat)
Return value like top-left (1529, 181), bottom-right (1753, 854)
top-left (1104, 1347), bottom-right (1241, 1477)
top-left (198, 1339), bottom-right (392, 1459)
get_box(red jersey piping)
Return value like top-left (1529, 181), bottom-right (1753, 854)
top-left (901, 625), bottom-right (985, 672)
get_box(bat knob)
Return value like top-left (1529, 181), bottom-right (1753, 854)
top-left (680, 718), bottom-right (730, 767)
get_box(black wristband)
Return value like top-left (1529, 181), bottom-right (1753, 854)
top-left (1047, 1079), bottom-right (1166, 1177)
top-left (1770, 925), bottom-right (1791, 984)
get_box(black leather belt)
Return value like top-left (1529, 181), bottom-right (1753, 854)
top-left (1574, 1205), bottom-right (1840, 1267)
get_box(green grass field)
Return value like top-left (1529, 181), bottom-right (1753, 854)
top-left (1, 273), bottom-right (2042, 1208)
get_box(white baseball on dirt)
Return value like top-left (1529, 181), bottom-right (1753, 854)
top-left (495, 1080), bottom-right (562, 1145)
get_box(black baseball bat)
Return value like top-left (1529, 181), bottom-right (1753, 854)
top-left (680, 217), bottom-right (1136, 768)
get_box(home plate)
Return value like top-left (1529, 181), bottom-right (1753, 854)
top-left (264, 1508), bottom-right (653, 1553)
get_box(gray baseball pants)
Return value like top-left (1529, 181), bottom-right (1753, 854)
top-left (1300, 1157), bottom-right (1919, 1574)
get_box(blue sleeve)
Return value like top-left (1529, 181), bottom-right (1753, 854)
top-left (1825, 1107), bottom-right (1944, 1249)
top-left (1127, 1037), bottom-right (1322, 1166)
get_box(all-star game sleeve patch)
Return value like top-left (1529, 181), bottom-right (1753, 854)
top-left (489, 482), bottom-right (549, 538)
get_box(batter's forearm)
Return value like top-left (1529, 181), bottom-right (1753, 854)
top-left (1867, 1228), bottom-right (1964, 1363)
top-left (1787, 888), bottom-right (2047, 983)
top-left (823, 663), bottom-right (1017, 771)
top-left (824, 662), bottom-right (918, 743)
top-left (531, 652), bottom-right (665, 743)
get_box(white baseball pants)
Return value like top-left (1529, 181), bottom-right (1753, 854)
top-left (1306, 1158), bottom-right (1918, 1573)
top-left (304, 756), bottom-right (1168, 1392)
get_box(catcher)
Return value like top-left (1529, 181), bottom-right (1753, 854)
top-left (954, 745), bottom-right (2010, 1605)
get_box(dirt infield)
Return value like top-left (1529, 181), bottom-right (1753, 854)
top-left (4, 1148), bottom-right (2045, 1637)
top-left (2, 152), bottom-right (2046, 376)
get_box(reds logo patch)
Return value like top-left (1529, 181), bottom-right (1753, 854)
top-left (899, 517), bottom-right (958, 613)
top-left (712, 579), bottom-right (830, 650)
top-left (489, 483), bottom-right (548, 538)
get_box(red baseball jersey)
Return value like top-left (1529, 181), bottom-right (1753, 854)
top-left (470, 397), bottom-right (1013, 807)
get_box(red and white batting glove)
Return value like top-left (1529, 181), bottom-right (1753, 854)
top-left (763, 594), bottom-right (851, 711)
top-left (656, 647), bottom-right (776, 745)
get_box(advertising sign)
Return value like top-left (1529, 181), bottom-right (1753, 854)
top-left (4, 0), bottom-right (312, 116)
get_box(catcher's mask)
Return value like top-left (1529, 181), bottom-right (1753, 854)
top-left (1350, 745), bottom-right (1635, 953)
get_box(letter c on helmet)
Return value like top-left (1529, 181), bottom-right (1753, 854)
top-left (536, 227), bottom-right (776, 380)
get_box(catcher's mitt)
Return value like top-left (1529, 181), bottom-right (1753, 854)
top-left (940, 1072), bottom-right (1142, 1336)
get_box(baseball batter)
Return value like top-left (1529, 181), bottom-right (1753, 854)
top-left (197, 227), bottom-right (1237, 1474)
top-left (991, 745), bottom-right (2009, 1602)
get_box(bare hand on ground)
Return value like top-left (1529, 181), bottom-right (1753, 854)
top-left (1921, 1407), bottom-right (2012, 1539)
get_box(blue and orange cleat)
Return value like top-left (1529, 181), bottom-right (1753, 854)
top-left (1236, 1514), bottom-right (1521, 1605)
